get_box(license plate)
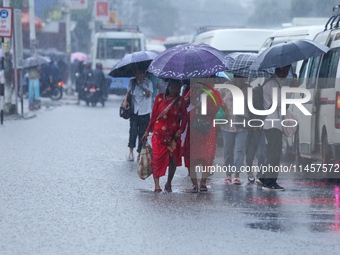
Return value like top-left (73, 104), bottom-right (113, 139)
top-left (114, 80), bottom-right (123, 86)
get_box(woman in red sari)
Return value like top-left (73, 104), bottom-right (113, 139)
top-left (142, 79), bottom-right (188, 193)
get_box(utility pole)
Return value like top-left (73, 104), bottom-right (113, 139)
top-left (2, 0), bottom-right (14, 115)
top-left (64, 0), bottom-right (72, 95)
top-left (29, 0), bottom-right (36, 57)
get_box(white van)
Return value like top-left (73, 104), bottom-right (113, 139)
top-left (291, 11), bottom-right (340, 178)
top-left (191, 28), bottom-right (274, 54)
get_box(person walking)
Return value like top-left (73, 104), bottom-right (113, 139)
top-left (142, 79), bottom-right (187, 192)
top-left (123, 69), bottom-right (153, 162)
top-left (220, 74), bottom-right (249, 185)
top-left (189, 81), bottom-right (220, 192)
top-left (258, 65), bottom-right (297, 191)
top-left (28, 65), bottom-right (40, 111)
top-left (93, 63), bottom-right (107, 101)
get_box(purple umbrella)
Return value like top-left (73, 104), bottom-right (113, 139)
top-left (147, 44), bottom-right (232, 80)
top-left (109, 50), bottom-right (159, 78)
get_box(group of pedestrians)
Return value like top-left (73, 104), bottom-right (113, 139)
top-left (123, 65), bottom-right (297, 193)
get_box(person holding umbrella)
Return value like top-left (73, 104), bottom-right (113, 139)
top-left (142, 79), bottom-right (187, 192)
top-left (249, 39), bottom-right (330, 191)
top-left (122, 69), bottom-right (153, 161)
top-left (110, 51), bottom-right (159, 161)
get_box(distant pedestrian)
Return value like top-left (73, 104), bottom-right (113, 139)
top-left (122, 69), bottom-right (153, 162)
top-left (93, 63), bottom-right (107, 100)
top-left (28, 65), bottom-right (40, 111)
top-left (142, 79), bottom-right (187, 192)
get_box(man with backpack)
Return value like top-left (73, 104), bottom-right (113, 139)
top-left (257, 65), bottom-right (297, 191)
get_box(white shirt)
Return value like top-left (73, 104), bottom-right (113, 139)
top-left (127, 78), bottom-right (153, 116)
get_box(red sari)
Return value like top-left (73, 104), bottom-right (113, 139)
top-left (190, 88), bottom-right (220, 166)
top-left (146, 93), bottom-right (188, 178)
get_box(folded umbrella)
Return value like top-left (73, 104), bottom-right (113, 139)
top-left (227, 52), bottom-right (275, 78)
top-left (109, 51), bottom-right (159, 78)
top-left (250, 39), bottom-right (330, 70)
top-left (147, 43), bottom-right (232, 80)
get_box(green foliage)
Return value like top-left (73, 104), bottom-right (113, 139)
top-left (10, 0), bottom-right (24, 9)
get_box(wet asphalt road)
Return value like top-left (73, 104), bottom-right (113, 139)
top-left (1, 95), bottom-right (340, 255)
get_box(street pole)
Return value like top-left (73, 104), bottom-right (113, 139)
top-left (65, 0), bottom-right (72, 95)
top-left (3, 0), bottom-right (13, 115)
top-left (29, 0), bottom-right (36, 57)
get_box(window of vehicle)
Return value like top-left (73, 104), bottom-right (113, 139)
top-left (298, 59), bottom-right (308, 86)
top-left (96, 38), bottom-right (141, 59)
top-left (306, 56), bottom-right (321, 89)
top-left (318, 48), bottom-right (340, 89)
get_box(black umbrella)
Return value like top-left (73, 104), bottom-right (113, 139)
top-left (109, 51), bottom-right (159, 78)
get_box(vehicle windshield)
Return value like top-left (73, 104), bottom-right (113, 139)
top-left (96, 38), bottom-right (141, 59)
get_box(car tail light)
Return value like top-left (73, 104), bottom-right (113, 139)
top-left (58, 81), bottom-right (63, 86)
top-left (336, 92), bottom-right (340, 128)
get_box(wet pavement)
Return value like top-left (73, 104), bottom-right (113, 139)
top-left (1, 95), bottom-right (340, 254)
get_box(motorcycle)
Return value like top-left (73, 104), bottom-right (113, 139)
top-left (83, 83), bottom-right (105, 107)
top-left (18, 73), bottom-right (63, 101)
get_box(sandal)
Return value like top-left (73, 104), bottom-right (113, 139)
top-left (223, 176), bottom-right (232, 184)
top-left (200, 185), bottom-right (208, 192)
top-left (154, 189), bottom-right (162, 193)
top-left (248, 173), bottom-right (255, 182)
top-left (190, 187), bottom-right (198, 193)
top-left (233, 178), bottom-right (241, 185)
top-left (164, 183), bottom-right (172, 192)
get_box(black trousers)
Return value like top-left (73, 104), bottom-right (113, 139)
top-left (260, 128), bottom-right (282, 186)
top-left (128, 113), bottom-right (150, 153)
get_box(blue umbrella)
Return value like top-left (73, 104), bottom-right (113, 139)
top-left (227, 52), bottom-right (275, 78)
top-left (109, 50), bottom-right (159, 77)
top-left (147, 44), bottom-right (232, 80)
top-left (250, 39), bottom-right (330, 70)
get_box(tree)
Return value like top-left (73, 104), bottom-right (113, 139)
top-left (247, 0), bottom-right (290, 28)
top-left (291, 0), bottom-right (340, 18)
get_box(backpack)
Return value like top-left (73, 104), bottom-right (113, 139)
top-left (249, 78), bottom-right (279, 123)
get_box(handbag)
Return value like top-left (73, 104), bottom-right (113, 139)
top-left (282, 110), bottom-right (298, 137)
top-left (137, 142), bottom-right (153, 180)
top-left (192, 114), bottom-right (211, 134)
top-left (119, 80), bottom-right (135, 119)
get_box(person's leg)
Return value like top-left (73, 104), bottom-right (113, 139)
top-left (128, 114), bottom-right (138, 159)
top-left (137, 114), bottom-right (150, 154)
top-left (222, 130), bottom-right (235, 182)
top-left (245, 130), bottom-right (259, 180)
top-left (263, 128), bottom-right (282, 186)
top-left (165, 158), bottom-right (177, 192)
top-left (28, 80), bottom-right (34, 107)
top-left (233, 131), bottom-right (248, 181)
top-left (256, 130), bottom-right (266, 177)
top-left (34, 80), bottom-right (40, 99)
top-left (154, 177), bottom-right (161, 191)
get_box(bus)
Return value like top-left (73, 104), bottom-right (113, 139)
top-left (92, 26), bottom-right (145, 95)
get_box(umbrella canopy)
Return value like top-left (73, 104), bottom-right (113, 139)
top-left (147, 44), bottom-right (232, 80)
top-left (250, 39), bottom-right (330, 70)
top-left (23, 55), bottom-right (51, 68)
top-left (227, 52), bottom-right (275, 78)
top-left (109, 50), bottom-right (159, 78)
top-left (71, 52), bottom-right (89, 62)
